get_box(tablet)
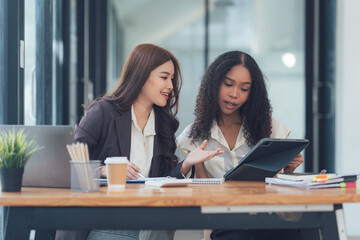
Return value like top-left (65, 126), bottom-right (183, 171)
top-left (223, 138), bottom-right (309, 181)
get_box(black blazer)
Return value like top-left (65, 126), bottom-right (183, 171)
top-left (55, 100), bottom-right (188, 240)
top-left (74, 99), bottom-right (184, 178)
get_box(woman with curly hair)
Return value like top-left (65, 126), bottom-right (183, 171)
top-left (177, 51), bottom-right (304, 240)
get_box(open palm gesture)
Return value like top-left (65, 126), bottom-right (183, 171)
top-left (181, 140), bottom-right (224, 175)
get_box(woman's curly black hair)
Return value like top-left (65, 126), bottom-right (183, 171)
top-left (189, 51), bottom-right (272, 147)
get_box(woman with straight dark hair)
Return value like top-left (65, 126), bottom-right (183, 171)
top-left (56, 43), bottom-right (223, 240)
top-left (178, 51), bottom-right (306, 240)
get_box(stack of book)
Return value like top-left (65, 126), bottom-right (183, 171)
top-left (266, 172), bottom-right (360, 189)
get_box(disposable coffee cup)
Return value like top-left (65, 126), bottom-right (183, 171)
top-left (104, 157), bottom-right (128, 191)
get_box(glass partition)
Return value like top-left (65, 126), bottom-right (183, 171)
top-left (107, 0), bottom-right (305, 143)
top-left (208, 0), bottom-right (305, 141)
top-left (107, 0), bottom-right (206, 133)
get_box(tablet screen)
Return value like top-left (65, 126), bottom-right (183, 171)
top-left (223, 138), bottom-right (309, 181)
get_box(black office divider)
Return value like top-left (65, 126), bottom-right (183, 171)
top-left (305, 0), bottom-right (336, 172)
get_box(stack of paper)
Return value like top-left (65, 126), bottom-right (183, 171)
top-left (277, 172), bottom-right (337, 181)
top-left (266, 173), bottom-right (360, 189)
top-left (145, 179), bottom-right (192, 187)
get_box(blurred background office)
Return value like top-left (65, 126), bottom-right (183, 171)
top-left (0, 0), bottom-right (359, 239)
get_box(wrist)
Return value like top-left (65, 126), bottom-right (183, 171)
top-left (284, 166), bottom-right (294, 173)
top-left (181, 161), bottom-right (191, 176)
top-left (100, 166), bottom-right (107, 178)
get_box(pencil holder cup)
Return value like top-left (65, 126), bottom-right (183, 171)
top-left (70, 160), bottom-right (101, 192)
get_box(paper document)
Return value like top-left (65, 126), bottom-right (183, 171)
top-left (145, 179), bottom-right (192, 187)
top-left (277, 172), bottom-right (336, 181)
top-left (96, 176), bottom-right (179, 184)
top-left (266, 177), bottom-right (360, 189)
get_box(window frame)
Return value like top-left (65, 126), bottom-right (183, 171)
top-left (0, 0), bottom-right (24, 124)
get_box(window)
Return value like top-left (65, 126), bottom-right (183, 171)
top-left (107, 0), bottom-right (206, 133)
top-left (24, 0), bottom-right (64, 125)
top-left (208, 0), bottom-right (305, 141)
top-left (107, 0), bottom-right (305, 146)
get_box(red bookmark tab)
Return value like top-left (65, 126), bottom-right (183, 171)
top-left (346, 182), bottom-right (357, 188)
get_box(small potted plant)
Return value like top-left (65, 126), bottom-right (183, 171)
top-left (0, 129), bottom-right (41, 192)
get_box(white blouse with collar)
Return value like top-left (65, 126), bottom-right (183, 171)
top-left (177, 117), bottom-right (290, 178)
top-left (130, 105), bottom-right (156, 177)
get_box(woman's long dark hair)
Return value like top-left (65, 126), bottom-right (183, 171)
top-left (105, 44), bottom-right (182, 173)
top-left (189, 51), bottom-right (272, 147)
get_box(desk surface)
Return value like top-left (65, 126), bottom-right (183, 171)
top-left (0, 181), bottom-right (359, 207)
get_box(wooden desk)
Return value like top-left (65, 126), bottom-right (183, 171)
top-left (1, 181), bottom-right (359, 240)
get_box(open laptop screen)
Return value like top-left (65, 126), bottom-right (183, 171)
top-left (0, 125), bottom-right (74, 188)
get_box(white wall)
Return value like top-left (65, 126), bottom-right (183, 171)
top-left (336, 0), bottom-right (360, 174)
top-left (336, 0), bottom-right (360, 237)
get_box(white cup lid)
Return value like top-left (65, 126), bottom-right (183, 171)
top-left (104, 157), bottom-right (129, 164)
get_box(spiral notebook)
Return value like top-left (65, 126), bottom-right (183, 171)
top-left (98, 177), bottom-right (225, 185)
top-left (145, 178), bottom-right (224, 187)
top-left (192, 178), bottom-right (224, 184)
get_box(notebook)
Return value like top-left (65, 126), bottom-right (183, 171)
top-left (0, 125), bottom-right (74, 188)
top-left (192, 178), bottom-right (224, 184)
top-left (100, 177), bottom-right (225, 185)
top-left (266, 177), bottom-right (360, 189)
top-left (144, 178), bottom-right (225, 186)
top-left (224, 138), bottom-right (309, 181)
top-left (98, 176), bottom-right (179, 184)
top-left (277, 172), bottom-right (337, 181)
top-left (145, 179), bottom-right (192, 187)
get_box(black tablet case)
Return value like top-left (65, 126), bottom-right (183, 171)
top-left (223, 138), bottom-right (309, 181)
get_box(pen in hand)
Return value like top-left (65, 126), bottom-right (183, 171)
top-left (137, 172), bottom-right (146, 180)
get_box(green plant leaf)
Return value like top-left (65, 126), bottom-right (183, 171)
top-left (0, 128), bottom-right (42, 168)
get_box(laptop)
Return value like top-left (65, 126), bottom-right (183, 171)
top-left (0, 125), bottom-right (74, 188)
top-left (223, 138), bottom-right (309, 181)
